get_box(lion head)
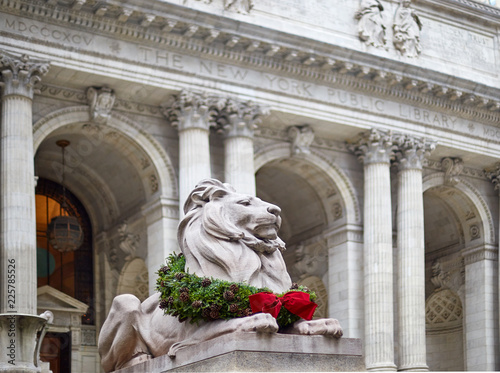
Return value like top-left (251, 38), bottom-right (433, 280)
top-left (178, 179), bottom-right (292, 293)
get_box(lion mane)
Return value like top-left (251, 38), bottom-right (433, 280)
top-left (178, 179), bottom-right (292, 293)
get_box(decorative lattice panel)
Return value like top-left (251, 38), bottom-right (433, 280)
top-left (426, 289), bottom-right (462, 325)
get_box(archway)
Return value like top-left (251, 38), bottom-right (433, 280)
top-left (422, 173), bottom-right (496, 371)
top-left (254, 145), bottom-right (362, 337)
top-left (33, 106), bottom-right (180, 339)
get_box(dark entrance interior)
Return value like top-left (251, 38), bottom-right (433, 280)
top-left (40, 332), bottom-right (71, 373)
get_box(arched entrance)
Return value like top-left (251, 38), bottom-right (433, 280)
top-left (255, 145), bottom-right (362, 337)
top-left (33, 106), bottom-right (179, 372)
top-left (423, 173), bottom-right (496, 371)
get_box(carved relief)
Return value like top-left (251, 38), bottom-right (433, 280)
top-left (469, 224), bottom-right (480, 240)
top-left (393, 0), bottom-right (422, 58)
top-left (224, 0), bottom-right (253, 14)
top-left (332, 202), bottom-right (343, 221)
top-left (87, 86), bottom-right (116, 124)
top-left (118, 223), bottom-right (140, 261)
top-left (441, 157), bottom-right (464, 185)
top-left (288, 125), bottom-right (315, 155)
top-left (425, 289), bottom-right (463, 326)
top-left (149, 174), bottom-right (159, 193)
top-left (485, 162), bottom-right (500, 190)
top-left (430, 260), bottom-right (450, 290)
top-left (294, 243), bottom-right (328, 279)
top-left (355, 0), bottom-right (387, 48)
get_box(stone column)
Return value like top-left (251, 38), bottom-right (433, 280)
top-left (350, 128), bottom-right (397, 371)
top-left (462, 245), bottom-right (498, 371)
top-left (0, 51), bottom-right (49, 314)
top-left (141, 196), bottom-right (179, 295)
top-left (218, 98), bottom-right (268, 196)
top-left (162, 90), bottom-right (221, 214)
top-left (394, 135), bottom-right (435, 371)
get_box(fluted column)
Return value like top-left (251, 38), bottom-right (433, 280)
top-left (350, 128), bottom-right (397, 371)
top-left (218, 98), bottom-right (268, 196)
top-left (0, 51), bottom-right (49, 314)
top-left (394, 135), bottom-right (435, 371)
top-left (162, 90), bottom-right (221, 214)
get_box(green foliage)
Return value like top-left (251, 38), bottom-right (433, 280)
top-left (156, 253), bottom-right (316, 328)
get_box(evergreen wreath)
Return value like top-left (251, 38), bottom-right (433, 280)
top-left (156, 253), bottom-right (317, 328)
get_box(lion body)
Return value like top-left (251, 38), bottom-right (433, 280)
top-left (98, 179), bottom-right (341, 372)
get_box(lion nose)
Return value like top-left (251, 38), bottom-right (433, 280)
top-left (267, 204), bottom-right (281, 216)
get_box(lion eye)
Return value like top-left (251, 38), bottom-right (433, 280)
top-left (237, 200), bottom-right (251, 206)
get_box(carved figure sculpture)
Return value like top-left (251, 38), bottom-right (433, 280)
top-left (288, 125), bottom-right (315, 155)
top-left (87, 86), bottom-right (115, 124)
top-left (98, 179), bottom-right (342, 372)
top-left (393, 0), bottom-right (422, 58)
top-left (224, 0), bottom-right (253, 13)
top-left (355, 0), bottom-right (387, 48)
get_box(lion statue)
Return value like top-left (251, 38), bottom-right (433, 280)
top-left (98, 179), bottom-right (342, 372)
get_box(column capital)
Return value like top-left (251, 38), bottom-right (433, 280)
top-left (394, 134), bottom-right (436, 171)
top-left (0, 51), bottom-right (50, 98)
top-left (218, 98), bottom-right (269, 139)
top-left (161, 89), bottom-right (224, 132)
top-left (485, 162), bottom-right (500, 191)
top-left (348, 128), bottom-right (396, 165)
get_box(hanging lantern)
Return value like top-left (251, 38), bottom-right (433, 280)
top-left (47, 140), bottom-right (84, 253)
top-left (48, 215), bottom-right (84, 252)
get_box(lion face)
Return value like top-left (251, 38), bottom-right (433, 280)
top-left (178, 179), bottom-right (292, 292)
top-left (215, 192), bottom-right (282, 241)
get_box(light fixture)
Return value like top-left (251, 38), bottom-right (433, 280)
top-left (47, 140), bottom-right (84, 253)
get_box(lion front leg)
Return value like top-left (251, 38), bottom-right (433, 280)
top-left (282, 318), bottom-right (343, 338)
top-left (167, 313), bottom-right (279, 357)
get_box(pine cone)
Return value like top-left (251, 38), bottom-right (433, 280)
top-left (229, 304), bottom-right (239, 313)
top-left (229, 284), bottom-right (239, 293)
top-left (191, 300), bottom-right (202, 309)
top-left (159, 299), bottom-right (169, 309)
top-left (159, 266), bottom-right (170, 274)
top-left (175, 272), bottom-right (186, 280)
top-left (180, 287), bottom-right (189, 293)
top-left (202, 308), bottom-right (211, 319)
top-left (210, 304), bottom-right (222, 311)
top-left (201, 278), bottom-right (212, 287)
top-left (244, 308), bottom-right (253, 316)
top-left (167, 296), bottom-right (174, 305)
top-left (223, 290), bottom-right (235, 301)
top-left (179, 292), bottom-right (190, 303)
top-left (290, 283), bottom-right (299, 290)
top-left (210, 310), bottom-right (220, 320)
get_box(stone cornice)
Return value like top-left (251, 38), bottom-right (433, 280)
top-left (2, 0), bottom-right (500, 125)
top-left (420, 0), bottom-right (500, 20)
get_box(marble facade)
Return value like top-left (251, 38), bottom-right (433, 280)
top-left (0, 0), bottom-right (499, 371)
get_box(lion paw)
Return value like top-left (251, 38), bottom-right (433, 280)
top-left (238, 313), bottom-right (279, 333)
top-left (293, 318), bottom-right (343, 338)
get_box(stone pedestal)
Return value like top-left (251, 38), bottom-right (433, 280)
top-left (113, 333), bottom-right (364, 372)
